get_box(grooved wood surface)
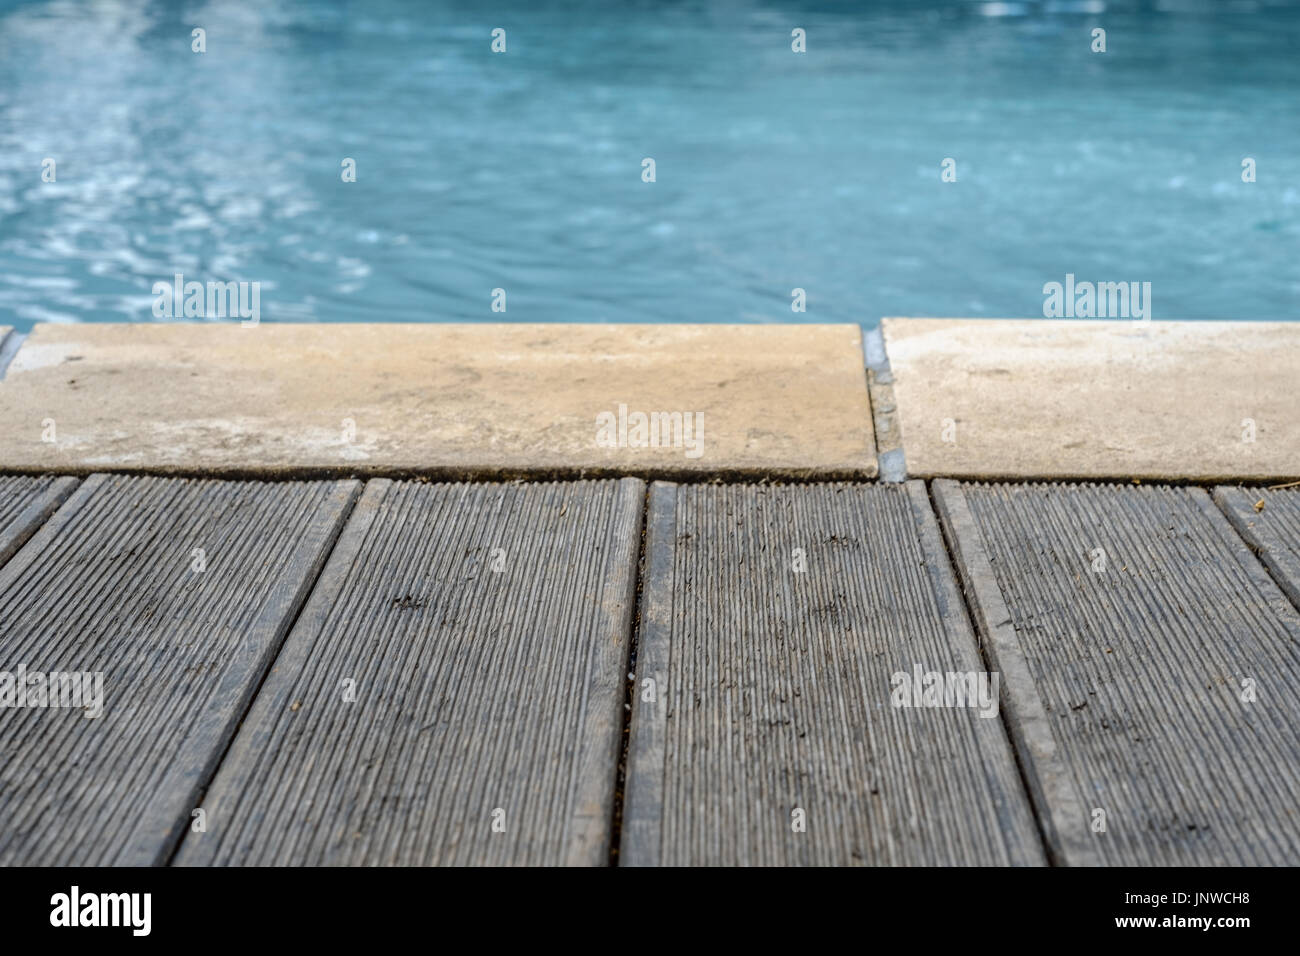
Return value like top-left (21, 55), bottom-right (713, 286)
top-left (0, 474), bottom-right (358, 865)
top-left (622, 481), bottom-right (1042, 866)
top-left (0, 475), bottom-right (53, 531)
top-left (945, 481), bottom-right (1300, 866)
top-left (1215, 486), bottom-right (1300, 612)
top-left (175, 478), bottom-right (644, 866)
top-left (0, 475), bottom-right (78, 568)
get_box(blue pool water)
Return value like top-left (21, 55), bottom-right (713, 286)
top-left (0, 0), bottom-right (1297, 332)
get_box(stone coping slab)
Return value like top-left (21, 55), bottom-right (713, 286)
top-left (884, 319), bottom-right (1300, 482)
top-left (0, 323), bottom-right (875, 479)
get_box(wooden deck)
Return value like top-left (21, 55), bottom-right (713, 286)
top-left (1, 474), bottom-right (1298, 866)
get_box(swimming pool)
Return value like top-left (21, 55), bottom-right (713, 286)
top-left (0, 0), bottom-right (1296, 331)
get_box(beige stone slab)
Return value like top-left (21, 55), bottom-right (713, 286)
top-left (884, 318), bottom-right (1300, 481)
top-left (0, 323), bottom-right (875, 479)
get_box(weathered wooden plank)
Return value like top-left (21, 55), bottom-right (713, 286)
top-left (620, 482), bottom-right (676, 866)
top-left (930, 480), bottom-right (1102, 867)
top-left (0, 474), bottom-right (359, 865)
top-left (0, 475), bottom-right (79, 568)
top-left (935, 480), bottom-right (1300, 866)
top-left (623, 481), bottom-right (1043, 866)
top-left (1214, 485), bottom-right (1300, 612)
top-left (175, 478), bottom-right (644, 866)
